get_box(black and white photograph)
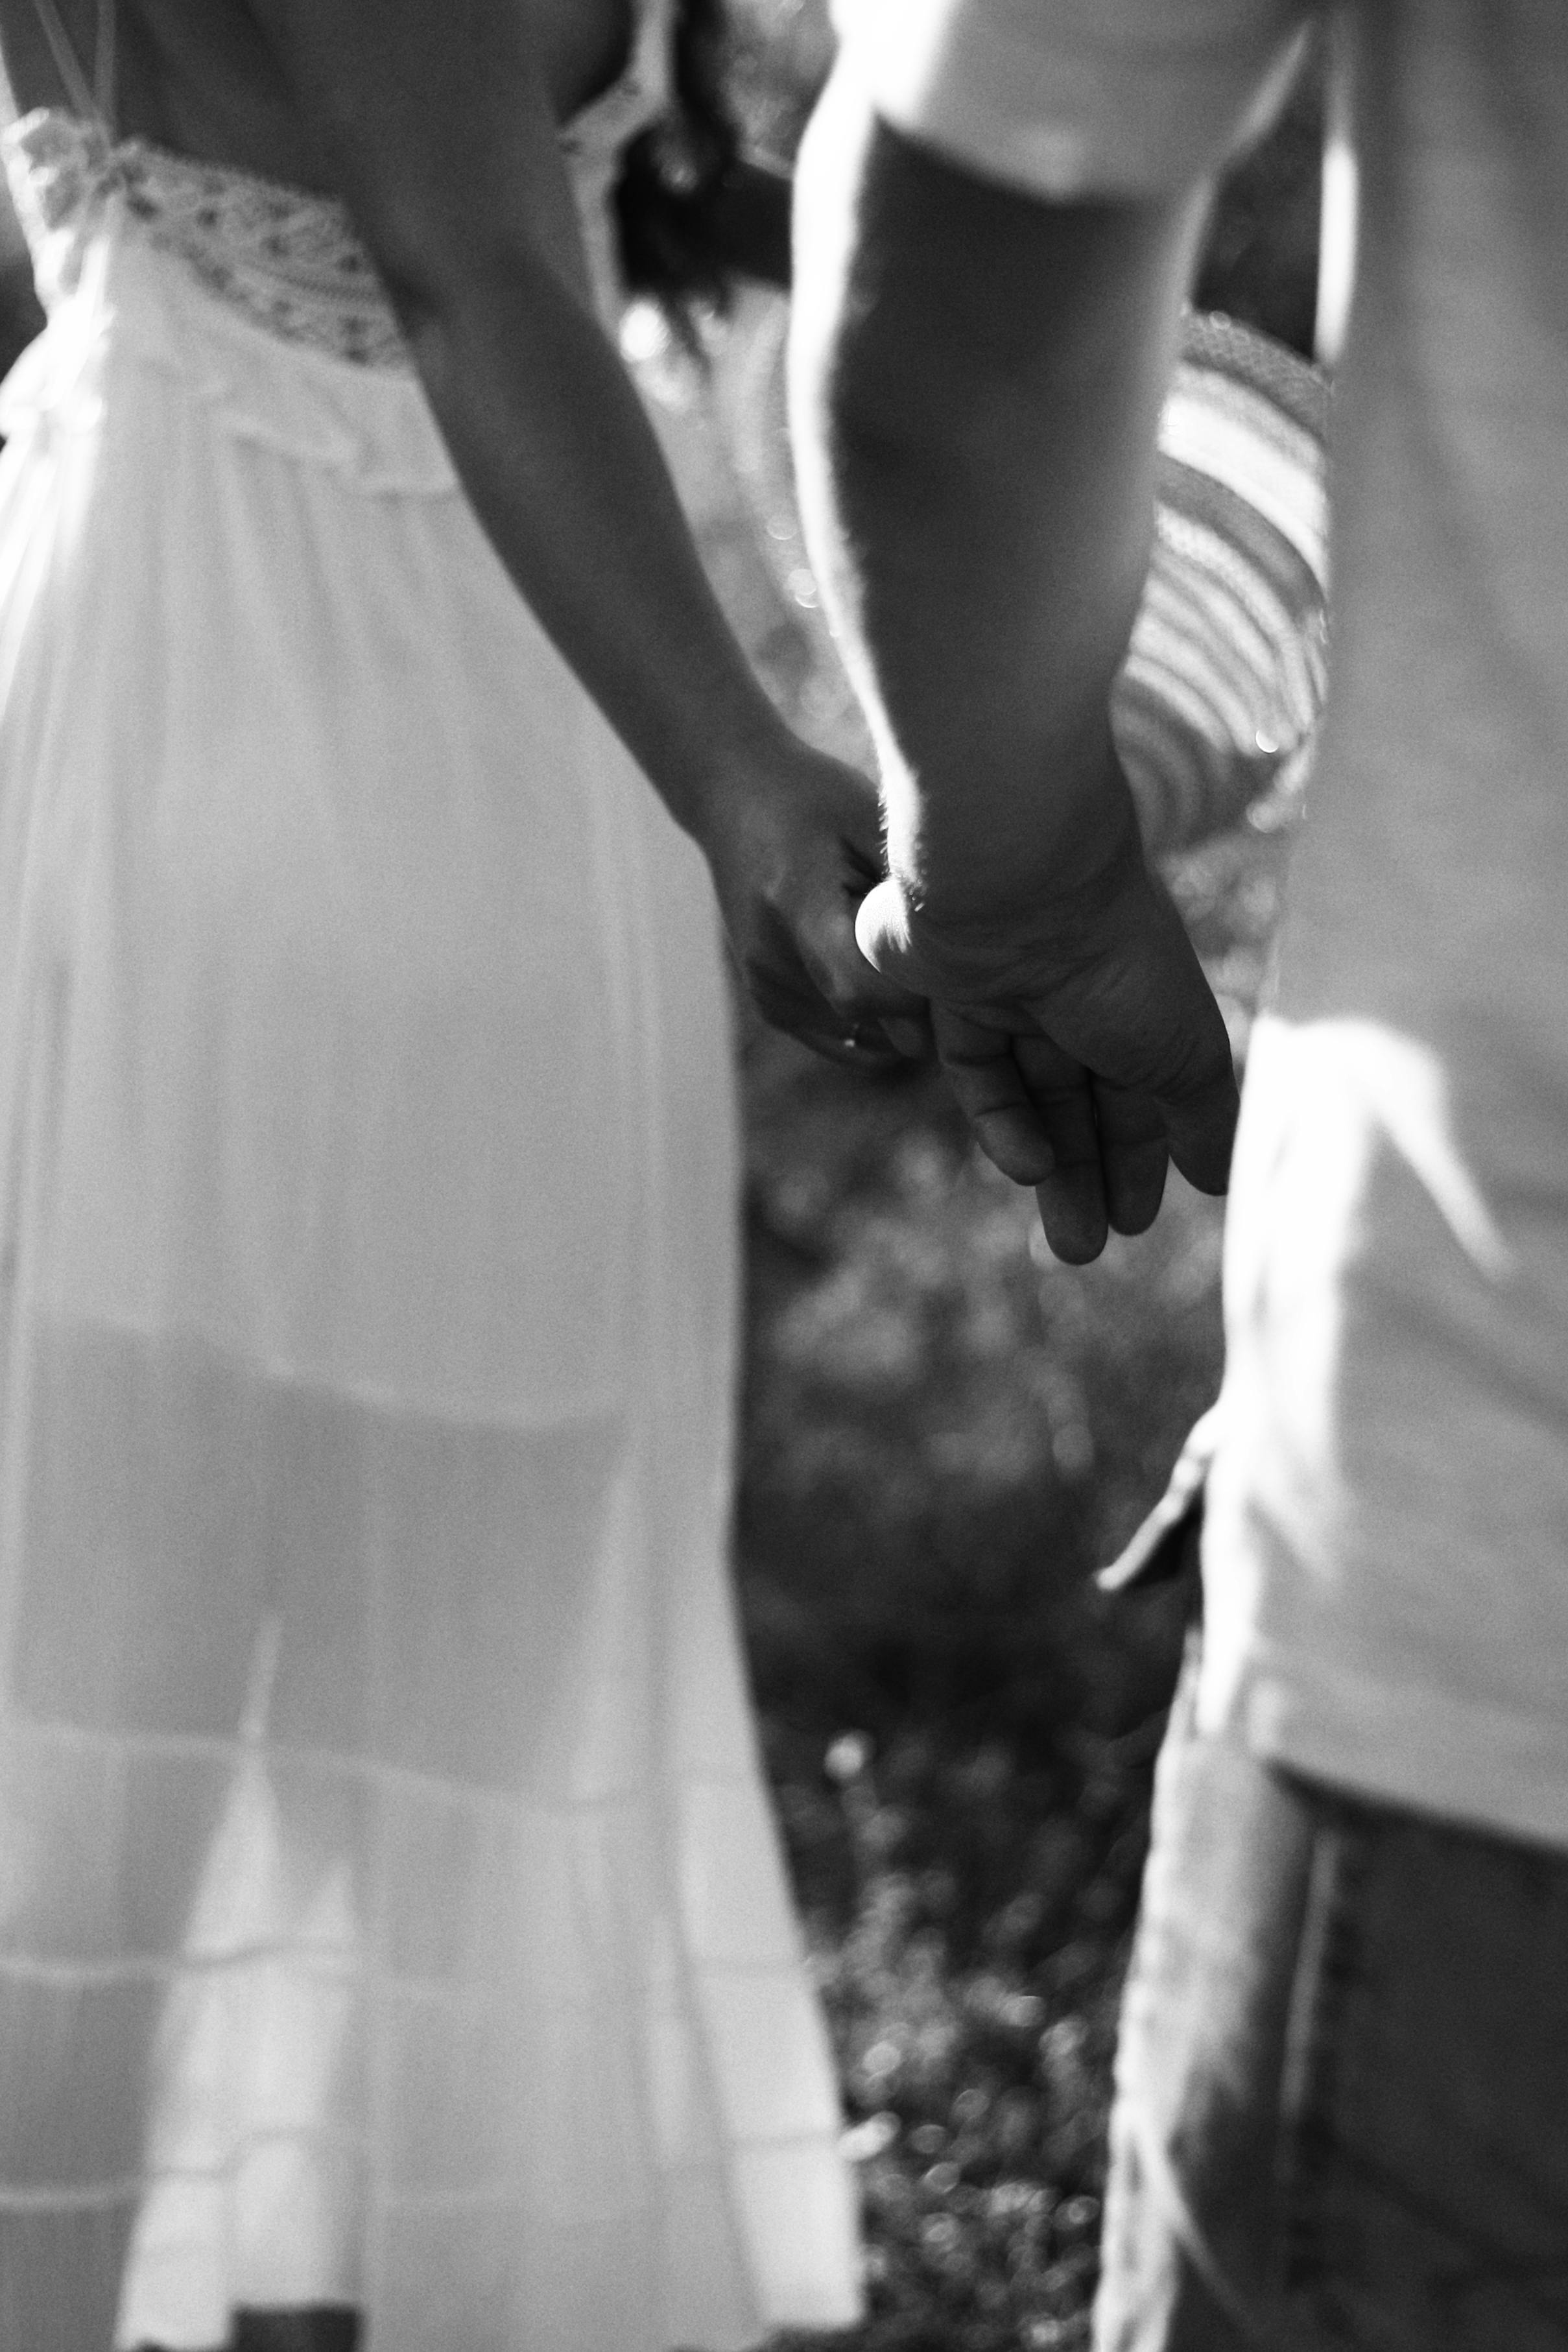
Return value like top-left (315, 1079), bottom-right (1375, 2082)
top-left (0, 1), bottom-right (1561, 2347)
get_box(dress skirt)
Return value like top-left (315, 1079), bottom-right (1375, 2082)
top-left (0, 195), bottom-right (861, 2351)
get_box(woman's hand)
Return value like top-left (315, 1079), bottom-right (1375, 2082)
top-left (698, 744), bottom-right (931, 1066)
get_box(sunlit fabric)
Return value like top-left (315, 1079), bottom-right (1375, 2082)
top-left (1202, 997), bottom-right (1568, 1846)
top-left (835, 0), bottom-right (1568, 1856)
top-left (1195, 3), bottom-right (1568, 1850)
top-left (0, 69), bottom-right (860, 2352)
top-left (831, 0), bottom-right (1309, 198)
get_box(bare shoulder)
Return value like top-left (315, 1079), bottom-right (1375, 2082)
top-left (245, 0), bottom-right (588, 294)
top-left (0, 0), bottom-right (333, 183)
top-left (0, 0), bottom-right (623, 291)
top-left (246, 0), bottom-right (542, 163)
top-left (246, 0), bottom-right (630, 158)
top-left (0, 0), bottom-right (628, 207)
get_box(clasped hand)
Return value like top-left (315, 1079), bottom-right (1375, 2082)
top-left (854, 806), bottom-right (1240, 1263)
top-left (702, 747), bottom-right (1238, 1265)
top-left (697, 742), bottom-right (929, 1068)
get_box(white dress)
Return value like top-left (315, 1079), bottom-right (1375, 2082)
top-left (0, 8), bottom-right (861, 2347)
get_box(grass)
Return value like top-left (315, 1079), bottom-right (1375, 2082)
top-left (710, 6), bottom-right (1327, 2342)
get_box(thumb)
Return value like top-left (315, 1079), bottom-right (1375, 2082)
top-left (791, 876), bottom-right (930, 1053)
top-left (854, 875), bottom-right (922, 985)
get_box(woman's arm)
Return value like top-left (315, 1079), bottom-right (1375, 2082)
top-left (248, 0), bottom-right (921, 1059)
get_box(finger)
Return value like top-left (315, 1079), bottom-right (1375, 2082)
top-left (739, 953), bottom-right (891, 1056)
top-left (733, 885), bottom-right (910, 1061)
top-left (1091, 1078), bottom-right (1169, 1236)
top-left (881, 1012), bottom-right (936, 1061)
top-left (738, 955), bottom-right (870, 1049)
top-left (1013, 1034), bottom-right (1108, 1263)
top-left (1161, 1060), bottom-right (1241, 1196)
top-left (1033, 1168), bottom-right (1110, 1265)
top-left (931, 1004), bottom-right (1056, 1184)
top-left (1106, 878), bottom-right (1239, 1194)
top-left (794, 889), bottom-right (932, 1060)
top-left (807, 1032), bottom-right (909, 1069)
top-left (747, 956), bottom-right (916, 1069)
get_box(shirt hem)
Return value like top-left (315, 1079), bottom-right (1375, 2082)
top-left (1195, 1638), bottom-right (1568, 1854)
top-left (833, 0), bottom-right (1312, 198)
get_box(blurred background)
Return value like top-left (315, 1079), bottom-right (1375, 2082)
top-left (704, 7), bottom-right (1324, 2349)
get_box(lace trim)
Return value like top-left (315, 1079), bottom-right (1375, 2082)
top-left (1, 110), bottom-right (407, 366)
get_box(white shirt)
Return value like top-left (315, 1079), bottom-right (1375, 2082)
top-left (833, 0), bottom-right (1568, 1849)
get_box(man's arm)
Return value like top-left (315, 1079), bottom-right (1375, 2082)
top-left (789, 64), bottom-right (1241, 1255)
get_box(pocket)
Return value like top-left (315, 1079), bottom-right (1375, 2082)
top-left (1097, 1403), bottom-right (1220, 1594)
top-left (1273, 1807), bottom-right (1370, 2322)
top-left (1100, 1679), bottom-right (1324, 2338)
top-left (1274, 1801), bottom-right (1568, 2350)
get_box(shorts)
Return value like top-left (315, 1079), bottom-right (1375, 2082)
top-left (1094, 1643), bottom-right (1568, 2350)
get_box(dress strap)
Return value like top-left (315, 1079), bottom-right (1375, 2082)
top-left (95, 0), bottom-right (115, 132)
top-left (27, 0), bottom-right (116, 134)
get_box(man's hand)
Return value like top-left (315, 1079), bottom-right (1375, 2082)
top-left (856, 801), bottom-right (1238, 1260)
top-left (789, 69), bottom-right (1233, 1259)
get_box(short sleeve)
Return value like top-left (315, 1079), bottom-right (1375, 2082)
top-left (830, 0), bottom-right (1317, 197)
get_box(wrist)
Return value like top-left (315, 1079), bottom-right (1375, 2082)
top-left (666, 693), bottom-right (803, 857)
top-left (888, 746), bottom-right (1146, 938)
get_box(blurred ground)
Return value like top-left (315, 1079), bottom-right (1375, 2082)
top-left (711, 8), bottom-right (1326, 2347)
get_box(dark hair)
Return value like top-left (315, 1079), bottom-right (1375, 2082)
top-left (613, 0), bottom-right (742, 322)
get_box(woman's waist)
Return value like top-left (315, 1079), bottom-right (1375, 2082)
top-left (117, 133), bottom-right (409, 370)
top-left (0, 197), bottom-right (462, 495)
top-left (4, 107), bottom-right (409, 365)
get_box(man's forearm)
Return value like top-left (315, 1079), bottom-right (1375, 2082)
top-left (789, 65), bottom-right (1210, 914)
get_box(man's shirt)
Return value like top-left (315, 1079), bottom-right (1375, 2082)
top-left (835, 0), bottom-right (1568, 1847)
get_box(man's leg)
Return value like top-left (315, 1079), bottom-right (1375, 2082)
top-left (1095, 1654), bottom-right (1568, 2351)
top-left (1093, 1647), bottom-right (1320, 2351)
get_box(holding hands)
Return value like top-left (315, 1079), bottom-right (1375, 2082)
top-left (782, 64), bottom-right (1244, 1260)
top-left (704, 724), bottom-right (1237, 1266)
top-left (696, 739), bottom-right (929, 1069)
top-left (854, 786), bottom-right (1238, 1263)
